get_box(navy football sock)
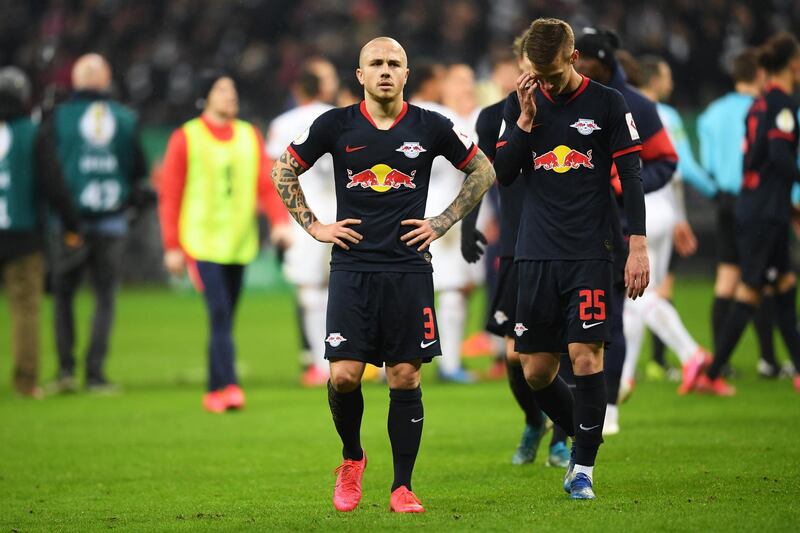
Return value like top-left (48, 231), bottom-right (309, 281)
top-left (328, 380), bottom-right (364, 461)
top-left (531, 376), bottom-right (575, 437)
top-left (711, 296), bottom-right (732, 351)
top-left (573, 371), bottom-right (606, 467)
top-left (506, 359), bottom-right (543, 427)
top-left (773, 287), bottom-right (800, 371)
top-left (754, 295), bottom-right (777, 367)
top-left (388, 387), bottom-right (423, 492)
top-left (708, 301), bottom-right (755, 379)
top-left (551, 424), bottom-right (568, 447)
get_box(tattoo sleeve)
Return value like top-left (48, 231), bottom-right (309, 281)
top-left (429, 149), bottom-right (496, 236)
top-left (271, 150), bottom-right (318, 231)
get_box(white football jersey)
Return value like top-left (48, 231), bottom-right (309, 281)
top-left (413, 101), bottom-right (479, 217)
top-left (266, 102), bottom-right (335, 223)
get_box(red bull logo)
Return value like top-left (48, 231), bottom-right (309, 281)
top-left (532, 145), bottom-right (594, 173)
top-left (346, 164), bottom-right (416, 192)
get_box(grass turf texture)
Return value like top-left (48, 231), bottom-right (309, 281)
top-left (1, 278), bottom-right (799, 532)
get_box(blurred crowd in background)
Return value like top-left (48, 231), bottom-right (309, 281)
top-left (1, 0), bottom-right (799, 124)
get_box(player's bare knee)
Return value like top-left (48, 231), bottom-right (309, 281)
top-left (714, 264), bottom-right (739, 297)
top-left (734, 282), bottom-right (761, 306)
top-left (329, 365), bottom-right (362, 392)
top-left (569, 343), bottom-right (603, 375)
top-left (777, 272), bottom-right (796, 293)
top-left (520, 354), bottom-right (558, 390)
top-left (386, 361), bottom-right (421, 390)
top-left (506, 350), bottom-right (521, 365)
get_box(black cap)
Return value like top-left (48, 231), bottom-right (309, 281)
top-left (195, 68), bottom-right (233, 109)
top-left (576, 27), bottom-right (622, 71)
top-left (0, 66), bottom-right (31, 120)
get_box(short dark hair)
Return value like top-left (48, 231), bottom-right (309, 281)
top-left (296, 68), bottom-right (320, 99)
top-left (617, 50), bottom-right (642, 87)
top-left (638, 55), bottom-right (667, 88)
top-left (758, 32), bottom-right (800, 74)
top-left (731, 48), bottom-right (760, 83)
top-left (523, 18), bottom-right (574, 66)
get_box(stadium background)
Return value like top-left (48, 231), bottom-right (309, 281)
top-left (3, 0), bottom-right (800, 284)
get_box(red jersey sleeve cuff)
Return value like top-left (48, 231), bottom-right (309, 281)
top-left (287, 145), bottom-right (310, 170)
top-left (456, 144), bottom-right (478, 170)
top-left (768, 129), bottom-right (796, 142)
top-left (613, 145), bottom-right (642, 159)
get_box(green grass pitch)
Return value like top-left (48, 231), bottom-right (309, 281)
top-left (1, 278), bottom-right (799, 531)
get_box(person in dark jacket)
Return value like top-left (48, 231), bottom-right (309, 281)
top-left (0, 66), bottom-right (81, 397)
top-left (47, 53), bottom-right (148, 392)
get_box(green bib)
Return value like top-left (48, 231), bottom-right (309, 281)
top-left (0, 118), bottom-right (38, 232)
top-left (179, 118), bottom-right (260, 264)
top-left (54, 98), bottom-right (137, 215)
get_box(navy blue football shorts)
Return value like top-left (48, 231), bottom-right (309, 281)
top-left (736, 219), bottom-right (791, 290)
top-left (324, 270), bottom-right (441, 367)
top-left (514, 259), bottom-right (613, 354)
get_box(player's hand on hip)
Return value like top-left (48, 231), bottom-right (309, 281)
top-left (515, 73), bottom-right (538, 132)
top-left (400, 218), bottom-right (442, 252)
top-left (625, 235), bottom-right (650, 300)
top-left (164, 249), bottom-right (185, 277)
top-left (309, 219), bottom-right (363, 250)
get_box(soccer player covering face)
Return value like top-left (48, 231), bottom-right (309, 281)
top-left (493, 18), bottom-right (649, 499)
top-left (697, 33), bottom-right (800, 396)
top-left (271, 37), bottom-right (495, 513)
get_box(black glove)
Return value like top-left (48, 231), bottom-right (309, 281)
top-left (128, 184), bottom-right (158, 209)
top-left (460, 228), bottom-right (487, 263)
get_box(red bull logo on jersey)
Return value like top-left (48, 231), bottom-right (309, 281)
top-left (532, 145), bottom-right (594, 173)
top-left (346, 164), bottom-right (416, 192)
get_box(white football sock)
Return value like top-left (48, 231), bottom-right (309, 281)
top-left (437, 289), bottom-right (466, 374)
top-left (574, 464), bottom-right (594, 480)
top-left (299, 285), bottom-right (329, 370)
top-left (622, 300), bottom-right (647, 384)
top-left (642, 295), bottom-right (699, 364)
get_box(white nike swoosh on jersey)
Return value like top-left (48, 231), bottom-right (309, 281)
top-left (582, 321), bottom-right (604, 329)
top-left (411, 417), bottom-right (424, 423)
top-left (579, 424), bottom-right (600, 431)
top-left (420, 340), bottom-right (438, 348)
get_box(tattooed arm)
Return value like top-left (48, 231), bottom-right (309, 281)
top-left (401, 149), bottom-right (496, 251)
top-left (271, 150), bottom-right (362, 250)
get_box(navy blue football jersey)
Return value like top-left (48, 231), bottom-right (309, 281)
top-left (289, 101), bottom-right (477, 272)
top-left (739, 84), bottom-right (800, 223)
top-left (475, 98), bottom-right (525, 258)
top-left (496, 77), bottom-right (641, 261)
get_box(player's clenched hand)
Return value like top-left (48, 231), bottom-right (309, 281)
top-left (309, 219), bottom-right (363, 250)
top-left (625, 235), bottom-right (650, 300)
top-left (515, 73), bottom-right (538, 132)
top-left (400, 218), bottom-right (442, 252)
